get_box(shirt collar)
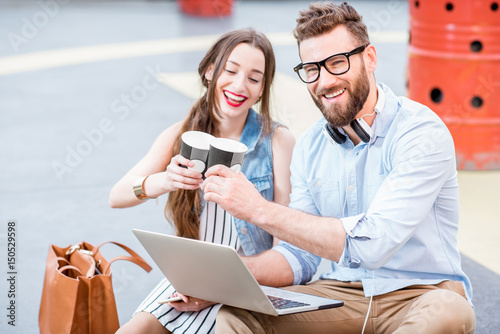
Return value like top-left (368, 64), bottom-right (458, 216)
top-left (372, 82), bottom-right (399, 139)
top-left (374, 84), bottom-right (386, 114)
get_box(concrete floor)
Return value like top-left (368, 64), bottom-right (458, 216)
top-left (0, 0), bottom-right (499, 333)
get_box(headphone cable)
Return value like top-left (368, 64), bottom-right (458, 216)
top-left (361, 270), bottom-right (375, 334)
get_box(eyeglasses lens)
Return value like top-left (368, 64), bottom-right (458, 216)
top-left (325, 55), bottom-right (349, 75)
top-left (298, 55), bottom-right (349, 83)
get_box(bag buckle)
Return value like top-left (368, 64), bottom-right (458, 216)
top-left (79, 249), bottom-right (93, 256)
top-left (66, 244), bottom-right (80, 255)
top-left (66, 244), bottom-right (93, 256)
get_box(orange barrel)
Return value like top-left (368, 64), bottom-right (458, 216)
top-left (178, 0), bottom-right (233, 17)
top-left (407, 0), bottom-right (500, 170)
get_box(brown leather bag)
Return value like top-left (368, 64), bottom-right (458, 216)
top-left (39, 241), bottom-right (152, 334)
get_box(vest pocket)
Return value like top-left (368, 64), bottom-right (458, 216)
top-left (249, 176), bottom-right (272, 193)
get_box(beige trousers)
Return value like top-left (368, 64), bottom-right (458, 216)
top-left (215, 280), bottom-right (475, 334)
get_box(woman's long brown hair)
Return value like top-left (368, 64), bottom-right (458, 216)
top-left (165, 28), bottom-right (276, 239)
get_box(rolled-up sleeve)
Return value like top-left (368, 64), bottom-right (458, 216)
top-left (339, 213), bottom-right (370, 269)
top-left (339, 213), bottom-right (388, 269)
top-left (273, 241), bottom-right (322, 285)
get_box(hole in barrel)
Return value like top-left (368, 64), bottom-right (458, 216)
top-left (492, 2), bottom-right (499, 11)
top-left (445, 2), bottom-right (454, 11)
top-left (415, 1), bottom-right (420, 8)
top-left (470, 40), bottom-right (483, 52)
top-left (471, 96), bottom-right (483, 108)
top-left (430, 88), bottom-right (443, 103)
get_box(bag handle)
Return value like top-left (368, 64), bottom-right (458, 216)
top-left (92, 241), bottom-right (152, 275)
top-left (57, 256), bottom-right (71, 266)
top-left (58, 251), bottom-right (97, 278)
top-left (58, 265), bottom-right (83, 278)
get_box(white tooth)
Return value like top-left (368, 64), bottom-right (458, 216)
top-left (225, 91), bottom-right (245, 101)
top-left (325, 88), bottom-right (345, 98)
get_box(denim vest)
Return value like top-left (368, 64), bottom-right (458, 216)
top-left (236, 109), bottom-right (276, 255)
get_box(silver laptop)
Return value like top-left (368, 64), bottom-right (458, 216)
top-left (133, 229), bottom-right (343, 316)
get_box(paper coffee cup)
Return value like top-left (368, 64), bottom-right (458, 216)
top-left (180, 131), bottom-right (215, 174)
top-left (206, 138), bottom-right (248, 173)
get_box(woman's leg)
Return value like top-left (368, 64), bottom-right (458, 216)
top-left (116, 311), bottom-right (170, 334)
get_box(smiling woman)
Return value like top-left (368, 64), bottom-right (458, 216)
top-left (109, 28), bottom-right (296, 334)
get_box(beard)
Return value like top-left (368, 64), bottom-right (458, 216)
top-left (310, 64), bottom-right (370, 128)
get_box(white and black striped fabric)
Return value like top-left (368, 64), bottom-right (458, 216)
top-left (199, 201), bottom-right (241, 250)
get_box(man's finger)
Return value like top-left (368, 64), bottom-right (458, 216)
top-left (203, 191), bottom-right (224, 204)
top-left (204, 164), bottom-right (236, 178)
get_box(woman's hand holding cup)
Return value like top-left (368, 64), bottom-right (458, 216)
top-left (163, 154), bottom-right (204, 192)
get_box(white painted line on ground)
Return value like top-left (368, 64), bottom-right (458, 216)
top-left (0, 31), bottom-right (408, 76)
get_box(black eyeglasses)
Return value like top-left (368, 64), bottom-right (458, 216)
top-left (293, 44), bottom-right (369, 83)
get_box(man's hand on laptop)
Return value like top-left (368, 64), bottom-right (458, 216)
top-left (168, 292), bottom-right (217, 312)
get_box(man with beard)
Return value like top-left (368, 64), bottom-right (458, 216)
top-left (202, 2), bottom-right (476, 333)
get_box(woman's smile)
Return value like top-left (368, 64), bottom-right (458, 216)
top-left (223, 90), bottom-right (248, 107)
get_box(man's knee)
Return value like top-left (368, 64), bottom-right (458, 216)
top-left (400, 289), bottom-right (476, 334)
top-left (434, 289), bottom-right (475, 333)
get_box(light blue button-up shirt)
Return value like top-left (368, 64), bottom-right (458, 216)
top-left (273, 83), bottom-right (472, 303)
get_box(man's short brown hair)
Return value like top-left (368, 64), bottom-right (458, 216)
top-left (293, 2), bottom-right (370, 46)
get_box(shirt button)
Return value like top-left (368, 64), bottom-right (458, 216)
top-left (240, 228), bottom-right (248, 235)
top-left (317, 181), bottom-right (322, 187)
top-left (348, 185), bottom-right (355, 192)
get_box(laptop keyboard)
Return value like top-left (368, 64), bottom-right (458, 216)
top-left (267, 295), bottom-right (311, 310)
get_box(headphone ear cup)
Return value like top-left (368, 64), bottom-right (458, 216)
top-left (350, 119), bottom-right (371, 143)
top-left (325, 124), bottom-right (346, 144)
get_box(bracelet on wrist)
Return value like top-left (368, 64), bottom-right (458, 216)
top-left (133, 175), bottom-right (156, 200)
